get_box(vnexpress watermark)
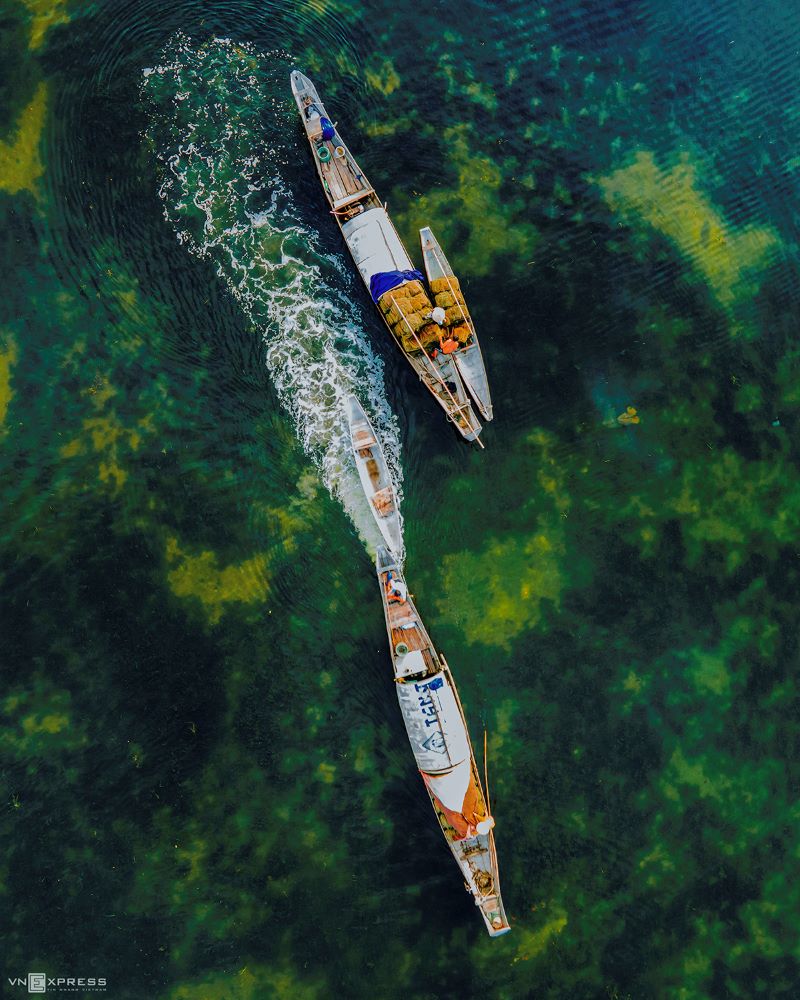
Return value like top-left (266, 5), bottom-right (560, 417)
top-left (7, 972), bottom-right (107, 993)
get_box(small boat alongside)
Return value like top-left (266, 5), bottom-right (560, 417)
top-left (420, 227), bottom-right (493, 422)
top-left (290, 70), bottom-right (489, 445)
top-left (375, 545), bottom-right (511, 937)
top-left (346, 394), bottom-right (403, 557)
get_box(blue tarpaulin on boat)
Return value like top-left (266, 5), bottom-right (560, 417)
top-left (369, 269), bottom-right (425, 303)
top-left (320, 116), bottom-right (336, 140)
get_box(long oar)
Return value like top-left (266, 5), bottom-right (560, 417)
top-left (484, 729), bottom-right (491, 817)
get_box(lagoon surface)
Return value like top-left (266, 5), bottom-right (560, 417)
top-left (2, 1), bottom-right (800, 997)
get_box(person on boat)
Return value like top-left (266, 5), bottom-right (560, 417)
top-left (428, 306), bottom-right (446, 326)
top-left (439, 330), bottom-right (460, 354)
top-left (319, 116), bottom-right (336, 141)
top-left (302, 95), bottom-right (321, 120)
top-left (385, 571), bottom-right (407, 604)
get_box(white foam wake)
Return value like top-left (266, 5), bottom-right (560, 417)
top-left (142, 35), bottom-right (403, 559)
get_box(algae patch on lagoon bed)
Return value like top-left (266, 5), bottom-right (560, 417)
top-left (20, 0), bottom-right (70, 51)
top-left (0, 332), bottom-right (18, 431)
top-left (0, 81), bottom-right (47, 196)
top-left (597, 150), bottom-right (781, 336)
top-left (164, 536), bottom-right (271, 626)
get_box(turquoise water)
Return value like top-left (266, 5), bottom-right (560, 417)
top-left (2, 0), bottom-right (800, 997)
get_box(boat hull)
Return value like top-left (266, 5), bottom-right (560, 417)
top-left (375, 546), bottom-right (510, 936)
top-left (346, 394), bottom-right (403, 557)
top-left (419, 226), bottom-right (493, 422)
top-left (290, 72), bottom-right (483, 442)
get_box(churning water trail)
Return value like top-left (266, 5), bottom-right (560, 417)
top-left (141, 34), bottom-right (404, 559)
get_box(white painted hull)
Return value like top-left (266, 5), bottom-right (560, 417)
top-left (375, 546), bottom-right (511, 937)
top-left (346, 394), bottom-right (403, 557)
top-left (290, 71), bottom-right (483, 443)
top-left (420, 226), bottom-right (493, 421)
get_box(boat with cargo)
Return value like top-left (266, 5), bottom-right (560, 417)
top-left (375, 545), bottom-right (510, 936)
top-left (290, 70), bottom-right (492, 444)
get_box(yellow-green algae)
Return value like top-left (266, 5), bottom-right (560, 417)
top-left (0, 81), bottom-right (47, 196)
top-left (20, 0), bottom-right (70, 50)
top-left (0, 332), bottom-right (18, 431)
top-left (364, 57), bottom-right (401, 96)
top-left (392, 125), bottom-right (538, 277)
top-left (163, 964), bottom-right (323, 1000)
top-left (597, 151), bottom-right (780, 331)
top-left (510, 907), bottom-right (568, 963)
top-left (660, 447), bottom-right (800, 571)
top-left (164, 536), bottom-right (270, 624)
top-left (1, 682), bottom-right (87, 759)
top-left (437, 430), bottom-right (570, 648)
top-left (129, 730), bottom-right (358, 970)
top-left (435, 31), bottom-right (499, 112)
top-left (58, 379), bottom-right (149, 493)
top-left (438, 531), bottom-right (565, 649)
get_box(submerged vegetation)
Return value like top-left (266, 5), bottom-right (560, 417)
top-left (0, 81), bottom-right (47, 195)
top-left (597, 150), bottom-right (782, 336)
top-left (2, 0), bottom-right (800, 998)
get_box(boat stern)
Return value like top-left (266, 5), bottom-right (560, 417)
top-left (478, 892), bottom-right (511, 937)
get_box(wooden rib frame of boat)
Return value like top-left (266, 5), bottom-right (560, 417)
top-left (290, 70), bottom-right (493, 444)
top-left (375, 544), bottom-right (510, 936)
top-left (346, 394), bottom-right (403, 557)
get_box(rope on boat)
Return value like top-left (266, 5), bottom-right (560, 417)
top-left (388, 293), bottom-right (483, 446)
top-left (428, 244), bottom-right (478, 343)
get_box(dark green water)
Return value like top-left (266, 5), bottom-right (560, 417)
top-left (3, 0), bottom-right (800, 997)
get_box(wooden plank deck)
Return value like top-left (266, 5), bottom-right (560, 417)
top-left (390, 623), bottom-right (427, 652)
top-left (353, 426), bottom-right (377, 448)
top-left (388, 604), bottom-right (437, 670)
top-left (320, 143), bottom-right (364, 202)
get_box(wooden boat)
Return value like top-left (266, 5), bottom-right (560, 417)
top-left (290, 70), bottom-right (484, 445)
top-left (375, 545), bottom-right (511, 937)
top-left (420, 227), bottom-right (493, 421)
top-left (346, 394), bottom-right (403, 557)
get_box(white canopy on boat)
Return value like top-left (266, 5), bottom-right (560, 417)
top-left (395, 671), bottom-right (470, 774)
top-left (342, 208), bottom-right (413, 285)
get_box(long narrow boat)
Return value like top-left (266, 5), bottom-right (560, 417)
top-left (290, 70), bottom-right (484, 445)
top-left (375, 545), bottom-right (510, 936)
top-left (346, 394), bottom-right (403, 557)
top-left (420, 227), bottom-right (493, 421)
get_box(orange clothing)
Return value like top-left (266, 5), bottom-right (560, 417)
top-left (440, 336), bottom-right (459, 354)
top-left (385, 573), bottom-right (406, 604)
top-left (423, 772), bottom-right (487, 841)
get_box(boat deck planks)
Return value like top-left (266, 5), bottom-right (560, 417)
top-left (386, 583), bottom-right (435, 662)
top-left (319, 140), bottom-right (365, 202)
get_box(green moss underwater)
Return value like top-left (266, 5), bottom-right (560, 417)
top-left (2, 0), bottom-right (800, 997)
